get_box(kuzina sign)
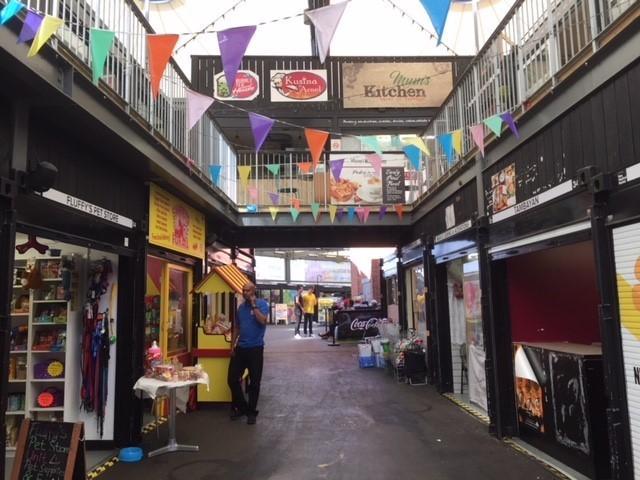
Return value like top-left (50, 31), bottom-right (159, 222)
top-left (342, 62), bottom-right (453, 109)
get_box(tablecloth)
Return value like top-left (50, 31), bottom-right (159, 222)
top-left (133, 374), bottom-right (210, 413)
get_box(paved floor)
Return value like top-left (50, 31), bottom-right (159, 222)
top-left (100, 326), bottom-right (557, 480)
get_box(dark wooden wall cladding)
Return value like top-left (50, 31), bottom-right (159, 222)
top-left (412, 179), bottom-right (478, 239)
top-left (483, 60), bottom-right (640, 215)
top-left (0, 99), bottom-right (12, 178)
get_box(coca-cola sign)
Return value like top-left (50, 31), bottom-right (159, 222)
top-left (270, 70), bottom-right (328, 102)
top-left (213, 71), bottom-right (260, 101)
top-left (350, 317), bottom-right (379, 331)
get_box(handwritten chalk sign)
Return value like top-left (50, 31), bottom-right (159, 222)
top-left (11, 419), bottom-right (86, 480)
top-left (382, 167), bottom-right (405, 204)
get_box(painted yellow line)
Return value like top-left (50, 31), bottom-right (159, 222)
top-left (86, 456), bottom-right (119, 479)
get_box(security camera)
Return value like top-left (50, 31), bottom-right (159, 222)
top-left (26, 161), bottom-right (58, 193)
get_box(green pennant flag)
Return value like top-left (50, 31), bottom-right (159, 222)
top-left (90, 29), bottom-right (116, 85)
top-left (266, 164), bottom-right (281, 176)
top-left (483, 115), bottom-right (503, 137)
top-left (290, 207), bottom-right (300, 222)
top-left (311, 202), bottom-right (320, 221)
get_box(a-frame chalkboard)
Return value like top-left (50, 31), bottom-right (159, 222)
top-left (11, 419), bottom-right (86, 480)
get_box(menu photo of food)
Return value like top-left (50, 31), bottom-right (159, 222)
top-left (329, 154), bottom-right (399, 205)
top-left (491, 163), bottom-right (516, 214)
top-left (514, 345), bottom-right (545, 433)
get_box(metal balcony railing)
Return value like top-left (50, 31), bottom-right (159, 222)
top-left (1, 0), bottom-right (237, 204)
top-left (416, 0), bottom-right (638, 202)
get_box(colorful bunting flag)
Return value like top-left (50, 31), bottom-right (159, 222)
top-left (305, 1), bottom-right (348, 63)
top-left (292, 198), bottom-right (301, 210)
top-left (218, 25), bottom-right (256, 92)
top-left (356, 207), bottom-right (371, 223)
top-left (298, 162), bottom-right (313, 174)
top-left (147, 34), bottom-right (179, 99)
top-left (469, 124), bottom-right (485, 157)
top-left (403, 145), bottom-right (422, 171)
top-left (311, 202), bottom-right (321, 221)
top-left (209, 165), bottom-right (222, 185)
top-left (347, 206), bottom-right (356, 223)
top-left (248, 186), bottom-right (258, 201)
top-left (269, 207), bottom-right (279, 221)
top-left (394, 204), bottom-right (404, 219)
top-left (500, 112), bottom-right (520, 138)
top-left (331, 158), bottom-right (344, 181)
top-left (290, 207), bottom-right (300, 222)
top-left (186, 88), bottom-right (214, 130)
top-left (483, 115), bottom-right (503, 137)
top-left (238, 165), bottom-right (251, 187)
top-left (248, 112), bottom-right (274, 152)
top-left (90, 29), bottom-right (116, 85)
top-left (337, 207), bottom-right (346, 222)
top-left (361, 135), bottom-right (382, 155)
top-left (27, 15), bottom-right (63, 57)
top-left (268, 192), bottom-right (280, 205)
top-left (266, 164), bottom-right (281, 176)
top-left (329, 204), bottom-right (338, 223)
top-left (379, 205), bottom-right (388, 220)
top-left (305, 128), bottom-right (328, 171)
top-left (246, 204), bottom-right (258, 213)
top-left (437, 133), bottom-right (455, 165)
top-left (17, 10), bottom-right (42, 44)
top-left (366, 154), bottom-right (383, 176)
top-left (404, 136), bottom-right (431, 156)
top-left (452, 129), bottom-right (463, 156)
top-left (419, 0), bottom-right (452, 45)
top-left (0, 0), bottom-right (24, 25)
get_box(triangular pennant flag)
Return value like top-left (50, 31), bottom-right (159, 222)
top-left (304, 1), bottom-right (348, 63)
top-left (337, 207), bottom-right (346, 222)
top-left (217, 25), bottom-right (256, 92)
top-left (394, 204), bottom-right (404, 219)
top-left (1, 0), bottom-right (24, 25)
top-left (209, 165), bottom-right (222, 185)
top-left (269, 207), bottom-right (279, 221)
top-left (484, 115), bottom-right (503, 137)
top-left (27, 15), bottom-right (63, 57)
top-left (17, 11), bottom-right (43, 44)
top-left (500, 112), bottom-right (520, 138)
top-left (266, 164), bottom-right (281, 176)
top-left (238, 165), bottom-right (251, 187)
top-left (403, 145), bottom-right (422, 171)
top-left (292, 198), bottom-right (301, 210)
top-left (330, 158), bottom-right (344, 181)
top-left (290, 207), bottom-right (300, 222)
top-left (147, 34), bottom-right (179, 99)
top-left (469, 124), bottom-right (485, 157)
top-left (246, 204), bottom-right (258, 213)
top-left (362, 207), bottom-right (371, 223)
top-left (298, 162), bottom-right (313, 174)
top-left (90, 29), bottom-right (116, 85)
top-left (361, 136), bottom-right (382, 155)
top-left (437, 133), bottom-right (455, 165)
top-left (391, 135), bottom-right (404, 150)
top-left (329, 204), bottom-right (338, 223)
top-left (305, 128), bottom-right (328, 170)
top-left (356, 207), bottom-right (365, 223)
top-left (186, 88), bottom-right (214, 130)
top-left (451, 130), bottom-right (463, 156)
top-left (347, 206), bottom-right (356, 223)
top-left (404, 136), bottom-right (431, 156)
top-left (366, 154), bottom-right (383, 177)
top-left (379, 205), bottom-right (388, 220)
top-left (248, 112), bottom-right (275, 152)
top-left (311, 202), bottom-right (321, 221)
top-left (268, 192), bottom-right (280, 205)
top-left (248, 186), bottom-right (258, 201)
top-left (419, 0), bottom-right (452, 45)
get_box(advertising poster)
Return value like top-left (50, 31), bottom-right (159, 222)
top-left (275, 304), bottom-right (289, 324)
top-left (269, 70), bottom-right (328, 102)
top-left (148, 184), bottom-right (205, 259)
top-left (213, 70), bottom-right (260, 101)
top-left (329, 154), bottom-right (405, 205)
top-left (381, 167), bottom-right (405, 204)
top-left (514, 345), bottom-right (545, 433)
top-left (333, 310), bottom-right (381, 339)
top-left (491, 163), bottom-right (517, 213)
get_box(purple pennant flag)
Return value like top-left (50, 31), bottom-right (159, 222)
top-left (248, 112), bottom-right (274, 152)
top-left (336, 207), bottom-right (346, 222)
top-left (268, 192), bottom-right (280, 205)
top-left (218, 25), bottom-right (256, 93)
top-left (331, 158), bottom-right (344, 181)
top-left (500, 112), bottom-right (520, 138)
top-left (379, 205), bottom-right (387, 220)
top-left (18, 11), bottom-right (44, 44)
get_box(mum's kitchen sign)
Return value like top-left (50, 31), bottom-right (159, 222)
top-left (342, 62), bottom-right (453, 109)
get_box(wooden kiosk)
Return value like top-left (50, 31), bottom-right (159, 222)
top-left (192, 264), bottom-right (249, 402)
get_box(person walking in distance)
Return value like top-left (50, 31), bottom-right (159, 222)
top-left (303, 286), bottom-right (317, 337)
top-left (294, 285), bottom-right (304, 338)
top-left (228, 282), bottom-right (268, 425)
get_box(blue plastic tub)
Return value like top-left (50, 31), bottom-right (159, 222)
top-left (359, 356), bottom-right (375, 368)
top-left (119, 447), bottom-right (143, 463)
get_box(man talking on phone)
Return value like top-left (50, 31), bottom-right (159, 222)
top-left (228, 281), bottom-right (269, 425)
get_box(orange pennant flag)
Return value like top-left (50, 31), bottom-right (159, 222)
top-left (394, 204), bottom-right (404, 219)
top-left (304, 128), bottom-right (328, 171)
top-left (292, 198), bottom-right (301, 209)
top-left (298, 162), bottom-right (313, 174)
top-left (147, 34), bottom-right (179, 99)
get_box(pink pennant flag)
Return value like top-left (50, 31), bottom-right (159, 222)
top-left (292, 198), bottom-right (301, 210)
top-left (305, 1), bottom-right (349, 63)
top-left (469, 124), bottom-right (485, 157)
top-left (356, 207), bottom-right (370, 223)
top-left (248, 186), bottom-right (258, 201)
top-left (186, 88), bottom-right (214, 130)
top-left (366, 154), bottom-right (383, 177)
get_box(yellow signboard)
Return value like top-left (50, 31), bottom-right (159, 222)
top-left (148, 184), bottom-right (205, 259)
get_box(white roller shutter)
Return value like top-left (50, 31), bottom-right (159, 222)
top-left (613, 222), bottom-right (640, 478)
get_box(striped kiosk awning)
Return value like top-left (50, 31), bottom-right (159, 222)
top-left (192, 263), bottom-right (251, 295)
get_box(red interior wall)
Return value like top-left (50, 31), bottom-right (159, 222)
top-left (507, 241), bottom-right (601, 344)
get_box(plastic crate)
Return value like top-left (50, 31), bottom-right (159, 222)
top-left (359, 356), bottom-right (375, 368)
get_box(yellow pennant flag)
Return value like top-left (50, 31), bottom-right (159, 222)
top-left (405, 136), bottom-right (430, 156)
top-left (28, 16), bottom-right (63, 57)
top-left (329, 205), bottom-right (337, 223)
top-left (452, 130), bottom-right (463, 156)
top-left (269, 207), bottom-right (279, 221)
top-left (238, 165), bottom-right (251, 187)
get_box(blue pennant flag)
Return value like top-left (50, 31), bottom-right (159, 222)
top-left (0, 0), bottom-right (24, 25)
top-left (209, 165), bottom-right (222, 185)
top-left (403, 145), bottom-right (422, 171)
top-left (419, 0), bottom-right (452, 45)
top-left (438, 133), bottom-right (455, 165)
top-left (347, 206), bottom-right (356, 223)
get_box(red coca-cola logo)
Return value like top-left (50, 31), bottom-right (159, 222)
top-left (271, 71), bottom-right (327, 100)
top-left (231, 72), bottom-right (259, 99)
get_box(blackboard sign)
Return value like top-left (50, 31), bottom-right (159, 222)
top-left (11, 419), bottom-right (86, 480)
top-left (382, 167), bottom-right (405, 204)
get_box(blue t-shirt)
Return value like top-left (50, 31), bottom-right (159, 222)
top-left (237, 298), bottom-right (268, 348)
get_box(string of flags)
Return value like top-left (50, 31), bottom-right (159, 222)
top-left (250, 202), bottom-right (406, 225)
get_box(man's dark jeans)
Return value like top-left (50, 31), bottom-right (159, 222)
top-left (304, 313), bottom-right (313, 334)
top-left (227, 346), bottom-right (264, 415)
